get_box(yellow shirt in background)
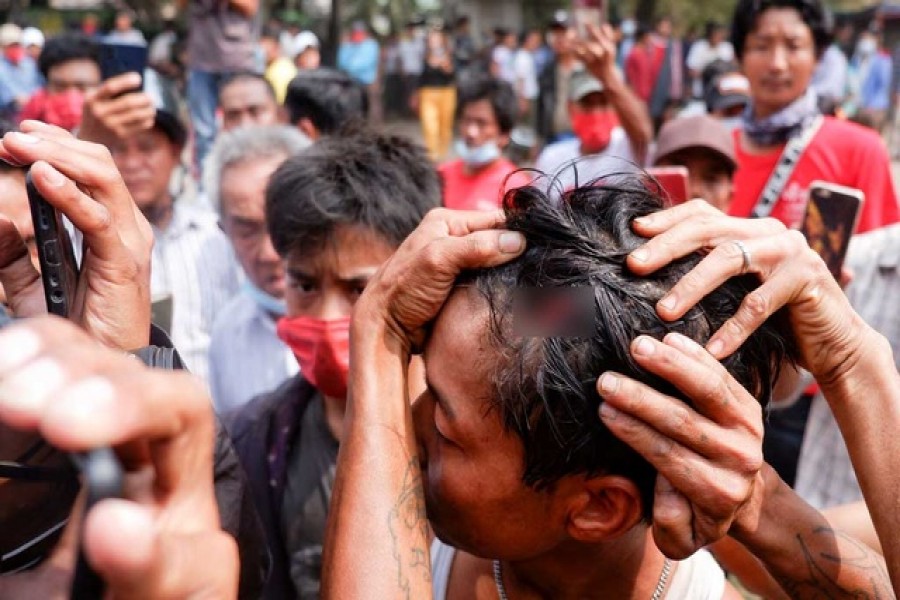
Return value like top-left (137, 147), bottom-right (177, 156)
top-left (265, 57), bottom-right (297, 104)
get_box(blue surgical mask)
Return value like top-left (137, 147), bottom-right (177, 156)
top-left (243, 280), bottom-right (286, 316)
top-left (454, 139), bottom-right (501, 168)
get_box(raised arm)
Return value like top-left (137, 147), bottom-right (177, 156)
top-left (321, 209), bottom-right (525, 599)
top-left (575, 24), bottom-right (653, 162)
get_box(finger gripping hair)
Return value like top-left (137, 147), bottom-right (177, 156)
top-left (467, 170), bottom-right (798, 519)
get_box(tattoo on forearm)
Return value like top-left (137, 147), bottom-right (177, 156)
top-left (773, 527), bottom-right (893, 599)
top-left (388, 456), bottom-right (432, 599)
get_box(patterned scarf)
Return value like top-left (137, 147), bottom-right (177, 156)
top-left (742, 87), bottom-right (820, 146)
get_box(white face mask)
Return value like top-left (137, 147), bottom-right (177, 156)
top-left (454, 139), bottom-right (502, 167)
top-left (858, 37), bottom-right (877, 56)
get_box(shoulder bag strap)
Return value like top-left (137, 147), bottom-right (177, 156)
top-left (750, 115), bottom-right (825, 219)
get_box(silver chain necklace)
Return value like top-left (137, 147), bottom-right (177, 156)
top-left (492, 557), bottom-right (673, 600)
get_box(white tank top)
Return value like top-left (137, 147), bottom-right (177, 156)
top-left (430, 539), bottom-right (726, 600)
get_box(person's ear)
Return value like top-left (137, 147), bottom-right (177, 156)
top-left (497, 132), bottom-right (511, 150)
top-left (297, 118), bottom-right (319, 141)
top-left (565, 475), bottom-right (644, 543)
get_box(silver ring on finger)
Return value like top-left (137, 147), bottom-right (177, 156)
top-left (732, 240), bottom-right (752, 274)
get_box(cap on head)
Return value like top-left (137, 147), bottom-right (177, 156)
top-left (0, 24), bottom-right (22, 47)
top-left (653, 115), bottom-right (737, 169)
top-left (292, 30), bottom-right (319, 57)
top-left (705, 72), bottom-right (750, 114)
top-left (568, 70), bottom-right (604, 103)
top-left (22, 27), bottom-right (44, 48)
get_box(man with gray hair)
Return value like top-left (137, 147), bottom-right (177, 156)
top-left (206, 125), bottom-right (311, 413)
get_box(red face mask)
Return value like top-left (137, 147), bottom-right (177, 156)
top-left (350, 31), bottom-right (366, 43)
top-left (4, 46), bottom-right (24, 65)
top-left (571, 110), bottom-right (620, 153)
top-left (277, 316), bottom-right (351, 399)
top-left (20, 89), bottom-right (85, 132)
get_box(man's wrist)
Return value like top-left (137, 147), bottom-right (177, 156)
top-left (817, 327), bottom-right (896, 405)
top-left (730, 463), bottom-right (787, 546)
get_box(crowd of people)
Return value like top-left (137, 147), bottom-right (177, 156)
top-left (2, 0), bottom-right (900, 598)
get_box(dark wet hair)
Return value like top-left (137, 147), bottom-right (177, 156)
top-left (266, 125), bottom-right (440, 257)
top-left (469, 169), bottom-right (796, 518)
top-left (731, 0), bottom-right (832, 60)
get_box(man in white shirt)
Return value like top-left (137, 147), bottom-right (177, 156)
top-left (491, 29), bottom-right (518, 85)
top-left (205, 125), bottom-right (311, 413)
top-left (513, 30), bottom-right (541, 122)
top-left (686, 21), bottom-right (734, 98)
top-left (109, 108), bottom-right (240, 382)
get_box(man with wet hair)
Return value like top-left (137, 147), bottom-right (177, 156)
top-left (322, 171), bottom-right (802, 598)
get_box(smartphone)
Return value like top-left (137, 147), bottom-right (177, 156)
top-left (70, 449), bottom-right (125, 600)
top-left (99, 41), bottom-right (148, 84)
top-left (573, 0), bottom-right (605, 37)
top-left (800, 181), bottom-right (864, 279)
top-left (26, 171), bottom-right (80, 318)
top-left (647, 166), bottom-right (690, 206)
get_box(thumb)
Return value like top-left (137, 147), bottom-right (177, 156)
top-left (423, 229), bottom-right (526, 278)
top-left (0, 217), bottom-right (46, 318)
top-left (84, 499), bottom-right (239, 598)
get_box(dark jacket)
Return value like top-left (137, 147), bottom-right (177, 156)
top-left (537, 57), bottom-right (559, 141)
top-left (224, 375), bottom-right (317, 600)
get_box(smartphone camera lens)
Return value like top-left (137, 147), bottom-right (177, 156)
top-left (50, 289), bottom-right (64, 304)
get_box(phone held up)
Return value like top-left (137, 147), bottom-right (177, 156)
top-left (800, 180), bottom-right (864, 280)
top-left (646, 166), bottom-right (690, 206)
top-left (25, 168), bottom-right (124, 598)
top-left (573, 0), bottom-right (605, 37)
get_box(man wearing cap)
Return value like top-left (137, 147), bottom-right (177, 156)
top-left (293, 31), bottom-right (320, 70)
top-left (653, 114), bottom-right (738, 211)
top-left (535, 25), bottom-right (652, 188)
top-left (706, 71), bottom-right (751, 130)
top-left (537, 18), bottom-right (579, 144)
top-left (21, 27), bottom-right (43, 62)
top-left (0, 24), bottom-right (43, 120)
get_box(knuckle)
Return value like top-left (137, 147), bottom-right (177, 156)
top-left (742, 290), bottom-right (770, 320)
top-left (419, 242), bottom-right (445, 272)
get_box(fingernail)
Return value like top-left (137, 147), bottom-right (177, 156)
top-left (707, 339), bottom-right (725, 357)
top-left (499, 232), bottom-right (525, 254)
top-left (633, 336), bottom-right (656, 357)
top-left (11, 132), bottom-right (40, 144)
top-left (599, 402), bottom-right (619, 420)
top-left (634, 215), bottom-right (653, 227)
top-left (659, 294), bottom-right (678, 312)
top-left (43, 166), bottom-right (65, 187)
top-left (630, 248), bottom-right (650, 263)
top-left (0, 357), bottom-right (67, 418)
top-left (598, 372), bottom-right (619, 395)
top-left (0, 327), bottom-right (42, 372)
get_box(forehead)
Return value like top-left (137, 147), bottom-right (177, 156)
top-left (425, 287), bottom-right (495, 408)
top-left (750, 8), bottom-right (811, 37)
top-left (48, 59), bottom-right (101, 83)
top-left (286, 225), bottom-right (395, 275)
top-left (220, 156), bottom-right (285, 212)
top-left (460, 98), bottom-right (498, 124)
top-left (220, 79), bottom-right (275, 107)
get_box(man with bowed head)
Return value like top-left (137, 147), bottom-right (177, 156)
top-left (225, 126), bottom-right (440, 598)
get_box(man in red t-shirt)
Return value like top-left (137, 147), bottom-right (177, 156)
top-left (624, 25), bottom-right (665, 104)
top-left (730, 119), bottom-right (899, 233)
top-left (439, 75), bottom-right (530, 211)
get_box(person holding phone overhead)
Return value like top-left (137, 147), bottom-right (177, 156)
top-left (727, 0), bottom-right (899, 233)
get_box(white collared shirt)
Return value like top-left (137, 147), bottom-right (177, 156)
top-left (150, 202), bottom-right (240, 384)
top-left (208, 289), bottom-right (299, 414)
